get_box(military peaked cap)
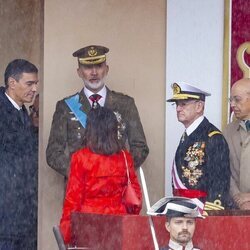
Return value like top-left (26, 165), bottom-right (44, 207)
top-left (73, 45), bottom-right (109, 65)
top-left (167, 82), bottom-right (211, 102)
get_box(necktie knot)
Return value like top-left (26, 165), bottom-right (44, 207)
top-left (181, 131), bottom-right (187, 143)
top-left (19, 109), bottom-right (25, 124)
top-left (89, 94), bottom-right (102, 108)
top-left (245, 120), bottom-right (250, 131)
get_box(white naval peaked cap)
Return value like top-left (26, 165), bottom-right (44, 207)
top-left (167, 82), bottom-right (211, 102)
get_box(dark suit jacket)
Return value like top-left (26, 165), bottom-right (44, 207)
top-left (0, 87), bottom-right (38, 239)
top-left (160, 244), bottom-right (200, 250)
top-left (46, 87), bottom-right (149, 176)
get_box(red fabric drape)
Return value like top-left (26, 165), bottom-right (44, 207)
top-left (231, 0), bottom-right (250, 85)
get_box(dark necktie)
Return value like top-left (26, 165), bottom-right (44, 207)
top-left (89, 94), bottom-right (102, 108)
top-left (19, 109), bottom-right (26, 124)
top-left (245, 120), bottom-right (250, 131)
top-left (181, 131), bottom-right (187, 143)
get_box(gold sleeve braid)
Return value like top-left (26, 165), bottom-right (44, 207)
top-left (204, 200), bottom-right (224, 211)
top-left (205, 130), bottom-right (225, 211)
top-left (208, 131), bottom-right (222, 137)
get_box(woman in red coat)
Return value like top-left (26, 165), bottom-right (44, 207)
top-left (60, 106), bottom-right (142, 244)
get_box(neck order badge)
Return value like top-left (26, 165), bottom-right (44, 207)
top-left (89, 94), bottom-right (102, 108)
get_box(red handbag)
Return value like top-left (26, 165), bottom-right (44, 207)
top-left (122, 150), bottom-right (141, 209)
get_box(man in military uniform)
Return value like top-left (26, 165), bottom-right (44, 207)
top-left (149, 196), bottom-right (203, 250)
top-left (167, 82), bottom-right (231, 212)
top-left (46, 45), bottom-right (149, 177)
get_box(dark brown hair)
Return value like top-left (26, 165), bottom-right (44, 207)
top-left (84, 106), bottom-right (123, 155)
top-left (4, 59), bottom-right (38, 87)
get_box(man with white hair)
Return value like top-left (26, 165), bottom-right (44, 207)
top-left (167, 82), bottom-right (231, 212)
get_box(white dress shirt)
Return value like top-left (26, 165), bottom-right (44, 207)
top-left (186, 116), bottom-right (204, 136)
top-left (5, 92), bottom-right (22, 110)
top-left (84, 85), bottom-right (107, 107)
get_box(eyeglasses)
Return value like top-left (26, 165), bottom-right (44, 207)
top-left (171, 100), bottom-right (200, 108)
top-left (29, 105), bottom-right (39, 116)
top-left (228, 95), bottom-right (249, 105)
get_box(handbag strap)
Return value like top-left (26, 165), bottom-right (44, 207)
top-left (122, 150), bottom-right (131, 184)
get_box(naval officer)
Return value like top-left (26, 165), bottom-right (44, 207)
top-left (167, 82), bottom-right (231, 212)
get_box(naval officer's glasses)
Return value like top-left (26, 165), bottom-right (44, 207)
top-left (172, 100), bottom-right (200, 108)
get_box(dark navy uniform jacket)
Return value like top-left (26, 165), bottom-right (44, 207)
top-left (174, 117), bottom-right (231, 208)
top-left (160, 239), bottom-right (200, 250)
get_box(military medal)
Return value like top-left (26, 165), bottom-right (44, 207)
top-left (113, 111), bottom-right (126, 140)
top-left (182, 141), bottom-right (205, 186)
top-left (92, 101), bottom-right (98, 109)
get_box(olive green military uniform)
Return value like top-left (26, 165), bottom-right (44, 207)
top-left (46, 87), bottom-right (149, 177)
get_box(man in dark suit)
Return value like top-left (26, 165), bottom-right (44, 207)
top-left (0, 59), bottom-right (39, 249)
top-left (167, 82), bottom-right (231, 213)
top-left (46, 45), bottom-right (149, 177)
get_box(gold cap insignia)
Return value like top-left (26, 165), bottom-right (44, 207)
top-left (167, 82), bottom-right (210, 102)
top-left (73, 45), bottom-right (109, 65)
top-left (88, 47), bottom-right (98, 57)
top-left (173, 83), bottom-right (181, 95)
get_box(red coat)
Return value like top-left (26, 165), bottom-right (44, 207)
top-left (60, 148), bottom-right (142, 244)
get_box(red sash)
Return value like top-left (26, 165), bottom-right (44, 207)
top-left (172, 159), bottom-right (207, 213)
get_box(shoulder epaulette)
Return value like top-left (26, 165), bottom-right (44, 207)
top-left (111, 90), bottom-right (124, 95)
top-left (204, 200), bottom-right (224, 210)
top-left (208, 131), bottom-right (221, 137)
top-left (111, 90), bottom-right (132, 99)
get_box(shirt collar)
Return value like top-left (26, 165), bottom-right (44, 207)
top-left (5, 92), bottom-right (22, 110)
top-left (239, 119), bottom-right (249, 132)
top-left (186, 116), bottom-right (204, 136)
top-left (169, 239), bottom-right (194, 250)
top-left (84, 85), bottom-right (107, 107)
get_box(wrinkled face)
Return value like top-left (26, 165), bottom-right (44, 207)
top-left (8, 72), bottom-right (38, 106)
top-left (230, 83), bottom-right (250, 120)
top-left (77, 62), bottom-right (109, 93)
top-left (166, 217), bottom-right (196, 246)
top-left (175, 100), bottom-right (204, 128)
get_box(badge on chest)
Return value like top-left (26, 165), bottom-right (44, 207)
top-left (182, 141), bottom-right (205, 186)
